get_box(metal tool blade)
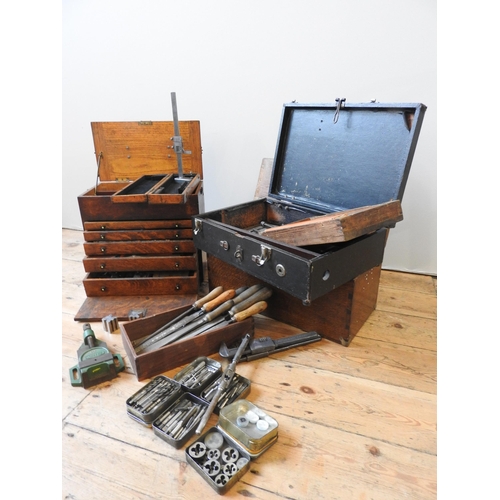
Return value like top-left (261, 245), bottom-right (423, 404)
top-left (139, 299), bottom-right (236, 353)
top-left (219, 331), bottom-right (322, 360)
top-left (135, 288), bottom-right (235, 354)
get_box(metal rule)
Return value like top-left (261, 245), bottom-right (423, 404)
top-left (170, 92), bottom-right (191, 180)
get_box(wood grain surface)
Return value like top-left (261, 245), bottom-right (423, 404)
top-left (62, 228), bottom-right (436, 499)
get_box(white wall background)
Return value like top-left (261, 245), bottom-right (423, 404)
top-left (62, 0), bottom-right (436, 275)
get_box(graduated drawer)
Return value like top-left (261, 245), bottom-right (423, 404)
top-left (83, 228), bottom-right (193, 242)
top-left (83, 219), bottom-right (192, 231)
top-left (83, 240), bottom-right (196, 256)
top-left (82, 255), bottom-right (198, 273)
top-left (82, 271), bottom-right (199, 296)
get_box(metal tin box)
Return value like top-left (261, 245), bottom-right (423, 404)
top-left (186, 399), bottom-right (278, 494)
top-left (152, 392), bottom-right (209, 449)
top-left (173, 356), bottom-right (222, 396)
top-left (126, 375), bottom-right (182, 426)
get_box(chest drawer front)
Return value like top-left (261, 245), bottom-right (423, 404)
top-left (83, 240), bottom-right (196, 256)
top-left (83, 220), bottom-right (192, 231)
top-left (82, 255), bottom-right (197, 273)
top-left (83, 228), bottom-right (193, 242)
top-left (82, 272), bottom-right (198, 296)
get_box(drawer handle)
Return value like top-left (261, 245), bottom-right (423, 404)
top-left (100, 263), bottom-right (106, 269)
top-left (252, 245), bottom-right (272, 267)
top-left (100, 247), bottom-right (106, 253)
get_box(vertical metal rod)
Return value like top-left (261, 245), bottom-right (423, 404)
top-left (170, 92), bottom-right (184, 179)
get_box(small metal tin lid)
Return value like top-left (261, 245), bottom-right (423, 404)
top-left (219, 399), bottom-right (279, 455)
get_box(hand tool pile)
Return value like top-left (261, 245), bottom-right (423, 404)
top-left (175, 358), bottom-right (220, 392)
top-left (132, 284), bottom-right (272, 354)
top-left (154, 398), bottom-right (206, 442)
top-left (200, 373), bottom-right (249, 410)
top-left (195, 333), bottom-right (252, 434)
top-left (127, 376), bottom-right (180, 417)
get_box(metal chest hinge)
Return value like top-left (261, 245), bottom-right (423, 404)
top-left (252, 244), bottom-right (272, 267)
top-left (94, 151), bottom-right (103, 194)
top-left (268, 199), bottom-right (307, 214)
top-left (333, 97), bottom-right (346, 124)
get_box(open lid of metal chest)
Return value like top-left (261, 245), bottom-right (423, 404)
top-left (267, 101), bottom-right (426, 213)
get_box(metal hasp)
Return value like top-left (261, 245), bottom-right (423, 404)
top-left (70, 323), bottom-right (125, 389)
top-left (170, 92), bottom-right (192, 181)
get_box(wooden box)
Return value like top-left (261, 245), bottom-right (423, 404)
top-left (193, 101), bottom-right (426, 345)
top-left (76, 120), bottom-right (204, 321)
top-left (120, 305), bottom-right (254, 380)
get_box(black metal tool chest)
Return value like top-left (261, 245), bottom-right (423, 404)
top-left (192, 100), bottom-right (426, 344)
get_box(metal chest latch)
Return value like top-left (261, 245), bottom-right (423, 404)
top-left (333, 97), bottom-right (346, 124)
top-left (193, 219), bottom-right (203, 235)
top-left (252, 244), bottom-right (272, 267)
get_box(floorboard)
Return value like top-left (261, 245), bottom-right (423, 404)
top-left (62, 228), bottom-right (437, 499)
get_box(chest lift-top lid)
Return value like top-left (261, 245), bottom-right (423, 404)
top-left (268, 100), bottom-right (426, 213)
top-left (90, 120), bottom-right (203, 182)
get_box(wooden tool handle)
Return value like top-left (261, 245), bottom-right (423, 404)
top-left (232, 284), bottom-right (263, 305)
top-left (202, 289), bottom-right (236, 312)
top-left (230, 287), bottom-right (272, 316)
top-left (204, 300), bottom-right (235, 322)
top-left (233, 301), bottom-right (267, 322)
top-left (193, 286), bottom-right (223, 309)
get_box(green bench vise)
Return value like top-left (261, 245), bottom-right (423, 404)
top-left (70, 323), bottom-right (125, 389)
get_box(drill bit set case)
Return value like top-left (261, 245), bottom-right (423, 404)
top-left (186, 399), bottom-right (278, 494)
top-left (76, 119), bottom-right (204, 322)
top-left (126, 357), bottom-right (251, 449)
top-left (193, 101), bottom-right (426, 345)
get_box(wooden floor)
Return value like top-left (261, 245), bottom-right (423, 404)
top-left (62, 228), bottom-right (437, 499)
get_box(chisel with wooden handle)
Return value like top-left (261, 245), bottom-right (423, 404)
top-left (227, 286), bottom-right (272, 318)
top-left (133, 286), bottom-right (224, 348)
top-left (135, 288), bottom-right (238, 354)
top-left (139, 298), bottom-right (239, 353)
top-left (178, 301), bottom-right (268, 342)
